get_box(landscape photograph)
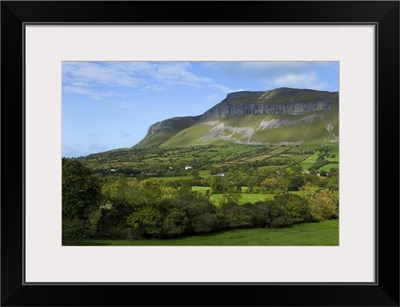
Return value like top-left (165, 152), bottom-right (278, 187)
top-left (62, 61), bottom-right (339, 246)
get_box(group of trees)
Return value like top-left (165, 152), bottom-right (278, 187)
top-left (62, 158), bottom-right (339, 244)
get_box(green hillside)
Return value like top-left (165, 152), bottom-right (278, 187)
top-left (136, 88), bottom-right (338, 149)
top-left (136, 116), bottom-right (199, 148)
top-left (160, 110), bottom-right (337, 148)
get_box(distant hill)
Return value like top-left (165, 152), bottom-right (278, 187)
top-left (136, 87), bottom-right (339, 148)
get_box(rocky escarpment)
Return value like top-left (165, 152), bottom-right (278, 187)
top-left (201, 88), bottom-right (338, 119)
top-left (147, 116), bottom-right (200, 135)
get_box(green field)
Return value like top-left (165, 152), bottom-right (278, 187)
top-left (319, 163), bottom-right (339, 172)
top-left (73, 219), bottom-right (338, 246)
top-left (191, 186), bottom-right (273, 205)
top-left (239, 193), bottom-right (274, 203)
top-left (79, 143), bottom-right (338, 177)
top-left (298, 144), bottom-right (338, 171)
top-left (298, 151), bottom-right (320, 170)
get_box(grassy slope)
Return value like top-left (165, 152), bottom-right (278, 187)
top-left (161, 122), bottom-right (214, 147)
top-left (136, 116), bottom-right (199, 148)
top-left (160, 109), bottom-right (338, 148)
top-left (72, 219), bottom-right (338, 246)
top-left (137, 129), bottom-right (179, 148)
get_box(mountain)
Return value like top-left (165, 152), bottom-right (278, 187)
top-left (135, 116), bottom-right (200, 148)
top-left (135, 87), bottom-right (339, 148)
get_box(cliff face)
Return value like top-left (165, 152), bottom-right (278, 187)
top-left (201, 88), bottom-right (338, 119)
top-left (148, 120), bottom-right (173, 135)
top-left (201, 99), bottom-right (333, 118)
top-left (147, 116), bottom-right (200, 135)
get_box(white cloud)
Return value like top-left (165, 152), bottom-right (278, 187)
top-left (63, 85), bottom-right (90, 95)
top-left (212, 84), bottom-right (234, 93)
top-left (63, 62), bottom-right (142, 88)
top-left (145, 85), bottom-right (164, 91)
top-left (272, 72), bottom-right (327, 89)
top-left (151, 63), bottom-right (214, 89)
top-left (203, 62), bottom-right (312, 78)
top-left (88, 91), bottom-right (115, 100)
top-left (62, 62), bottom-right (234, 100)
top-left (202, 61), bottom-right (336, 90)
top-left (274, 72), bottom-right (317, 85)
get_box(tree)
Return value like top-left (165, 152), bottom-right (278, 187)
top-left (298, 183), bottom-right (339, 221)
top-left (287, 173), bottom-right (305, 191)
top-left (274, 193), bottom-right (311, 223)
top-left (210, 176), bottom-right (228, 194)
top-left (267, 200), bottom-right (292, 228)
top-left (162, 207), bottom-right (189, 237)
top-left (175, 192), bottom-right (218, 234)
top-left (127, 206), bottom-right (164, 237)
top-left (218, 202), bottom-right (253, 229)
top-left (260, 177), bottom-right (279, 193)
top-left (308, 189), bottom-right (339, 221)
top-left (62, 158), bottom-right (102, 243)
top-left (136, 179), bottom-right (164, 206)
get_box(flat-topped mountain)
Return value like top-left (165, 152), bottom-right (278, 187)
top-left (136, 87), bottom-right (339, 148)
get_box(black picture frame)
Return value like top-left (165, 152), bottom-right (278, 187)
top-left (1, 1), bottom-right (399, 306)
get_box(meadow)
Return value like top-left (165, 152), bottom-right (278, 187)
top-left (73, 219), bottom-right (338, 246)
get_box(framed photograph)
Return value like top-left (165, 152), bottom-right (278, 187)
top-left (1, 1), bottom-right (399, 306)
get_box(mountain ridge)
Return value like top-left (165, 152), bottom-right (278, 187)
top-left (136, 87), bottom-right (339, 148)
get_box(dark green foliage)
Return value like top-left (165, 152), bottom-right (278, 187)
top-left (62, 218), bottom-right (92, 242)
top-left (274, 194), bottom-right (312, 223)
top-left (246, 202), bottom-right (271, 228)
top-left (288, 174), bottom-right (305, 191)
top-left (62, 158), bottom-right (102, 219)
top-left (62, 158), bottom-right (102, 243)
top-left (218, 202), bottom-right (253, 229)
top-left (185, 201), bottom-right (218, 234)
top-left (127, 206), bottom-right (164, 237)
top-left (162, 208), bottom-right (189, 237)
top-left (266, 200), bottom-right (293, 228)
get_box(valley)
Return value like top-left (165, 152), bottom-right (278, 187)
top-left (63, 87), bottom-right (339, 246)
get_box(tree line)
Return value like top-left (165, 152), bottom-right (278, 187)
top-left (62, 158), bottom-right (338, 244)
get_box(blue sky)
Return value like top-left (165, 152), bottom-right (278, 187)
top-left (62, 61), bottom-right (339, 157)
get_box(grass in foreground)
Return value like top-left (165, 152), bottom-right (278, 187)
top-left (72, 219), bottom-right (338, 246)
